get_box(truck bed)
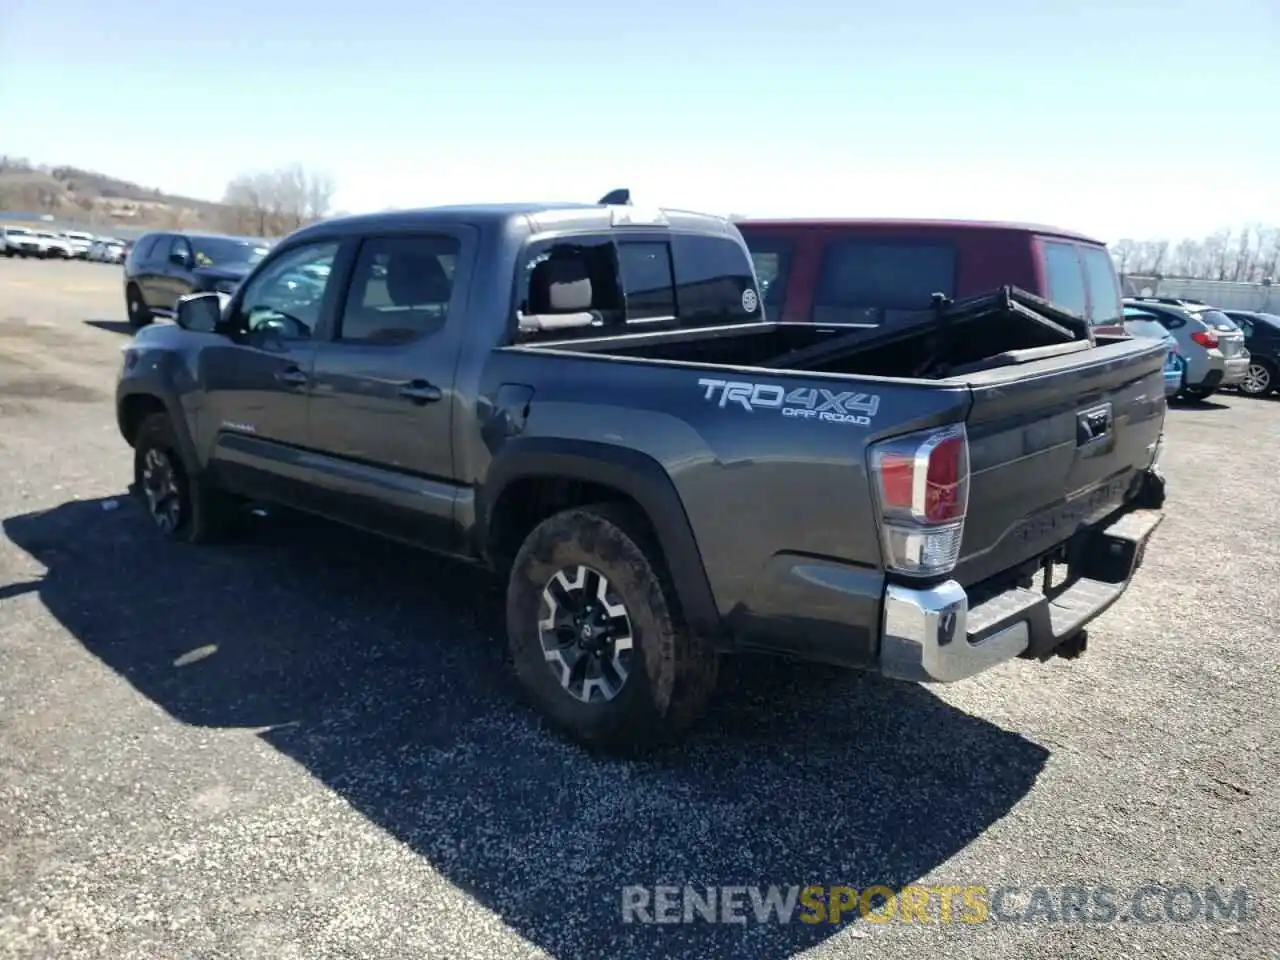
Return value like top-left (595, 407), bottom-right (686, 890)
top-left (508, 288), bottom-right (1168, 598)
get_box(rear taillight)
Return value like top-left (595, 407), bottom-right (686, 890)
top-left (1190, 330), bottom-right (1218, 348)
top-left (869, 423), bottom-right (969, 577)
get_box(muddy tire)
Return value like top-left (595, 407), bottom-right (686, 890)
top-left (506, 503), bottom-right (719, 752)
top-left (133, 413), bottom-right (240, 544)
top-left (126, 283), bottom-right (152, 329)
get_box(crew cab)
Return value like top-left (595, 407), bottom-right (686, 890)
top-left (116, 200), bottom-right (1168, 750)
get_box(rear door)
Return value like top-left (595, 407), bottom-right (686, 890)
top-left (158, 235), bottom-right (196, 311)
top-left (954, 337), bottom-right (1167, 587)
top-left (138, 234), bottom-right (174, 311)
top-left (305, 229), bottom-right (474, 549)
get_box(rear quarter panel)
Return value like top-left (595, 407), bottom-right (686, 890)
top-left (472, 347), bottom-right (971, 647)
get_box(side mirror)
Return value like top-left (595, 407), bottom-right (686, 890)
top-left (174, 292), bottom-right (223, 333)
top-left (169, 250), bottom-right (190, 267)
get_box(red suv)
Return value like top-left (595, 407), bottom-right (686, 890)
top-left (736, 218), bottom-right (1124, 327)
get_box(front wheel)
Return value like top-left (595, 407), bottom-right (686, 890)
top-left (133, 413), bottom-right (240, 544)
top-left (506, 503), bottom-right (719, 752)
top-left (1239, 361), bottom-right (1276, 397)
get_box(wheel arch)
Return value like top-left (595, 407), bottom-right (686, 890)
top-left (480, 439), bottom-right (723, 639)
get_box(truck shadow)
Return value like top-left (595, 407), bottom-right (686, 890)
top-left (83, 318), bottom-right (136, 336)
top-left (3, 496), bottom-right (1048, 957)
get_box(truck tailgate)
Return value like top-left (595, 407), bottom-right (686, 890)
top-left (952, 336), bottom-right (1167, 587)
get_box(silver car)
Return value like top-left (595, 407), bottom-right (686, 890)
top-left (1122, 299), bottom-right (1248, 401)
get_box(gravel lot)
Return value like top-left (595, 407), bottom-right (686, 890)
top-left (0, 258), bottom-right (1276, 959)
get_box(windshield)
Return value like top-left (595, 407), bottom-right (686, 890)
top-left (191, 237), bottom-right (270, 268)
top-left (5, 226), bottom-right (31, 236)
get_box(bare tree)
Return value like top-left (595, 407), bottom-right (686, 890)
top-left (222, 164), bottom-right (336, 237)
top-left (1112, 238), bottom-right (1138, 274)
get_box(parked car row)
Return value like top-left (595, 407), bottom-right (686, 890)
top-left (0, 224), bottom-right (131, 262)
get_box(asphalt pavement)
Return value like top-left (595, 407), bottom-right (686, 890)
top-left (0, 258), bottom-right (1275, 959)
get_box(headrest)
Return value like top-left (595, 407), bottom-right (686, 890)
top-left (385, 253), bottom-right (451, 307)
top-left (530, 257), bottom-right (592, 313)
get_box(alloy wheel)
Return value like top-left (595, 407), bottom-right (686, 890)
top-left (1241, 363), bottom-right (1272, 396)
top-left (538, 564), bottom-right (634, 703)
top-left (140, 447), bottom-right (183, 534)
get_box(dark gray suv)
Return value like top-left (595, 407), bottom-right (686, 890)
top-left (123, 232), bottom-right (271, 328)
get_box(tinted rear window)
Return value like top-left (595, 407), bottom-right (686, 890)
top-left (813, 239), bottom-right (956, 325)
top-left (742, 236), bottom-right (793, 316)
top-left (617, 242), bottom-right (676, 321)
top-left (514, 231), bottom-right (761, 342)
top-left (670, 233), bottom-right (760, 325)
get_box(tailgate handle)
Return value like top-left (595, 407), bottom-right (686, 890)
top-left (1077, 403), bottom-right (1113, 446)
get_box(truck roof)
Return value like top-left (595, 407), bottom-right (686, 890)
top-left (296, 203), bottom-right (737, 240)
top-left (737, 217), bottom-right (1106, 245)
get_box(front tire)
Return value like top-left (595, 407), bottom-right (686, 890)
top-left (133, 413), bottom-right (239, 544)
top-left (1239, 360), bottom-right (1276, 397)
top-left (126, 283), bottom-right (152, 329)
top-left (506, 503), bottom-right (719, 752)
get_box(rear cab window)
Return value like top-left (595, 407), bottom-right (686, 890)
top-left (813, 239), bottom-right (956, 325)
top-left (514, 230), bottom-right (761, 342)
top-left (741, 236), bottom-right (794, 316)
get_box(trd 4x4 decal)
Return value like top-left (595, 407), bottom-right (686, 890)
top-left (697, 378), bottom-right (880, 426)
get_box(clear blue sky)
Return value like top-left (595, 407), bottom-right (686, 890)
top-left (2, 0), bottom-right (1276, 241)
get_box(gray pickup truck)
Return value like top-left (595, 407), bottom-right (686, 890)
top-left (116, 200), bottom-right (1168, 750)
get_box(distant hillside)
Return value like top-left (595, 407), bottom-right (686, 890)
top-left (0, 158), bottom-right (242, 234)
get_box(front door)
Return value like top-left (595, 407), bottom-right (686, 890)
top-left (306, 230), bottom-right (472, 550)
top-left (199, 238), bottom-right (344, 503)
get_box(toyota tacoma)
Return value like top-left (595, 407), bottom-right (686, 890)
top-left (115, 198), bottom-right (1168, 750)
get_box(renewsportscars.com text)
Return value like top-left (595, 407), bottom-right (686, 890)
top-left (620, 884), bottom-right (1251, 925)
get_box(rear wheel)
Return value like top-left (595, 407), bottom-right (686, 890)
top-left (1239, 360), bottom-right (1276, 397)
top-left (126, 284), bottom-right (152, 329)
top-left (506, 503), bottom-right (719, 752)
